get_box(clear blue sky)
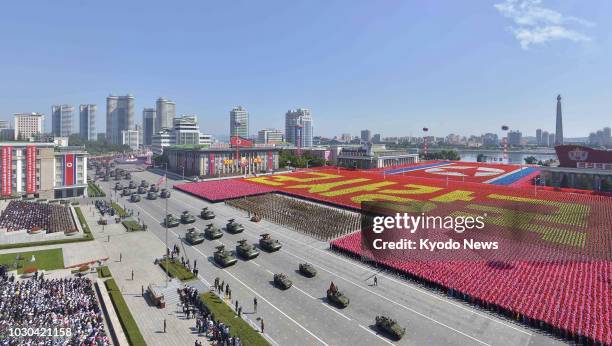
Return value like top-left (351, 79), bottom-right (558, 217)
top-left (0, 0), bottom-right (610, 138)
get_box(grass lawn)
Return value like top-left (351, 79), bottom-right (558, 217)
top-left (122, 220), bottom-right (144, 232)
top-left (0, 248), bottom-right (64, 274)
top-left (200, 292), bottom-right (270, 346)
top-left (158, 258), bottom-right (195, 281)
top-left (97, 265), bottom-right (112, 278)
top-left (105, 279), bottom-right (146, 346)
top-left (112, 203), bottom-right (129, 217)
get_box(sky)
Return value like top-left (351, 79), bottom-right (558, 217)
top-left (0, 0), bottom-right (610, 139)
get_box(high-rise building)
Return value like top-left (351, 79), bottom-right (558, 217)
top-left (155, 97), bottom-right (176, 132)
top-left (372, 133), bottom-right (381, 144)
top-left (14, 113), bottom-right (44, 141)
top-left (257, 129), bottom-right (283, 144)
top-left (507, 130), bottom-right (522, 147)
top-left (173, 115), bottom-right (201, 145)
top-left (142, 108), bottom-right (156, 146)
top-left (0, 120), bottom-right (12, 141)
top-left (548, 133), bottom-right (555, 147)
top-left (52, 105), bottom-right (74, 137)
top-left (555, 94), bottom-right (563, 146)
top-left (541, 130), bottom-right (549, 147)
top-left (106, 94), bottom-right (135, 145)
top-left (285, 108), bottom-right (313, 148)
top-left (588, 127), bottom-right (612, 147)
top-left (536, 129), bottom-right (542, 146)
top-left (360, 129), bottom-right (372, 143)
top-left (79, 104), bottom-right (96, 141)
top-left (121, 130), bottom-right (140, 151)
top-left (230, 106), bottom-right (249, 138)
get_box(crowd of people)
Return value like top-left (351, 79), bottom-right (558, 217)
top-left (94, 200), bottom-right (116, 217)
top-left (0, 275), bottom-right (111, 346)
top-left (226, 194), bottom-right (360, 240)
top-left (0, 201), bottom-right (76, 233)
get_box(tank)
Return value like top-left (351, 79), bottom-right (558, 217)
top-left (160, 189), bottom-right (171, 198)
top-left (326, 282), bottom-right (349, 308)
top-left (185, 227), bottom-right (205, 245)
top-left (236, 240), bottom-right (259, 259)
top-left (122, 188), bottom-right (131, 196)
top-left (137, 186), bottom-right (147, 194)
top-left (114, 182), bottom-right (123, 190)
top-left (226, 219), bottom-right (244, 234)
top-left (213, 245), bottom-right (237, 267)
top-left (200, 207), bottom-right (215, 220)
top-left (273, 273), bottom-right (293, 290)
top-left (103, 175), bottom-right (110, 181)
top-left (130, 193), bottom-right (141, 202)
top-left (140, 180), bottom-right (148, 188)
top-left (299, 263), bottom-right (317, 278)
top-left (149, 184), bottom-right (159, 192)
top-left (259, 233), bottom-right (282, 252)
top-left (147, 191), bottom-right (158, 200)
top-left (125, 172), bottom-right (132, 180)
top-left (128, 181), bottom-right (137, 189)
top-left (375, 316), bottom-right (406, 340)
top-left (110, 170), bottom-right (116, 177)
top-left (181, 211), bottom-right (196, 224)
top-left (164, 214), bottom-right (179, 228)
top-left (204, 224), bottom-right (223, 239)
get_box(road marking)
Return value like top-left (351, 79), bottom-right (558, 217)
top-left (292, 285), bottom-right (316, 300)
top-left (250, 261), bottom-right (261, 267)
top-left (321, 303), bottom-right (351, 321)
top-left (265, 269), bottom-right (275, 275)
top-left (281, 250), bottom-right (491, 346)
top-left (358, 324), bottom-right (394, 346)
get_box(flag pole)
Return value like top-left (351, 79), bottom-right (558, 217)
top-left (164, 163), bottom-right (169, 287)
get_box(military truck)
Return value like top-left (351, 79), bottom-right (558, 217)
top-left (273, 273), bottom-right (293, 290)
top-left (299, 263), bottom-right (317, 278)
top-left (128, 181), bottom-right (137, 189)
top-left (259, 233), bottom-right (282, 252)
top-left (121, 188), bottom-right (131, 196)
top-left (147, 191), bottom-right (158, 200)
top-left (137, 186), bottom-right (147, 194)
top-left (200, 207), bottom-right (215, 220)
top-left (204, 224), bottom-right (223, 240)
top-left (326, 282), bottom-right (349, 308)
top-left (375, 316), bottom-right (406, 340)
top-left (236, 240), bottom-right (259, 259)
top-left (125, 172), bottom-right (132, 180)
top-left (140, 180), bottom-right (148, 188)
top-left (130, 193), bottom-right (141, 202)
top-left (180, 211), bottom-right (196, 224)
top-left (213, 245), bottom-right (237, 267)
top-left (114, 182), bottom-right (123, 190)
top-left (226, 219), bottom-right (244, 234)
top-left (149, 184), bottom-right (159, 192)
top-left (160, 189), bottom-right (171, 198)
top-left (164, 214), bottom-right (179, 228)
top-left (185, 227), bottom-right (205, 245)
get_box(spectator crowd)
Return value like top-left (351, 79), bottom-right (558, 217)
top-left (0, 201), bottom-right (76, 233)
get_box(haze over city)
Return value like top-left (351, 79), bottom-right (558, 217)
top-left (1, 0), bottom-right (610, 138)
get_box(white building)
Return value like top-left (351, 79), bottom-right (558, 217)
top-left (152, 129), bottom-right (174, 155)
top-left (52, 104), bottom-right (74, 137)
top-left (79, 104), bottom-right (97, 141)
top-left (174, 115), bottom-right (200, 145)
top-left (106, 94), bottom-right (135, 145)
top-left (121, 130), bottom-right (140, 151)
top-left (285, 108), bottom-right (313, 148)
top-left (258, 129), bottom-right (283, 144)
top-left (14, 113), bottom-right (44, 141)
top-left (230, 106), bottom-right (249, 138)
top-left (156, 97), bottom-right (176, 132)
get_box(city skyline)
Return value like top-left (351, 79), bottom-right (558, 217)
top-left (0, 1), bottom-right (611, 138)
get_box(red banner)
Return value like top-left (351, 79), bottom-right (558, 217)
top-left (267, 151), bottom-right (273, 170)
top-left (26, 145), bottom-right (36, 193)
top-left (209, 153), bottom-right (215, 175)
top-left (230, 136), bottom-right (254, 148)
top-left (64, 154), bottom-right (75, 186)
top-left (1, 146), bottom-right (11, 196)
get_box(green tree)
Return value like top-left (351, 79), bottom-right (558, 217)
top-left (524, 156), bottom-right (538, 164)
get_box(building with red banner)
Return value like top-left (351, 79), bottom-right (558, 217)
top-left (0, 142), bottom-right (88, 198)
top-left (537, 145), bottom-right (612, 191)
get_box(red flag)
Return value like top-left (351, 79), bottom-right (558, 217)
top-left (157, 174), bottom-right (167, 186)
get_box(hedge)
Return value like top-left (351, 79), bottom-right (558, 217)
top-left (97, 266), bottom-right (112, 278)
top-left (104, 279), bottom-right (146, 346)
top-left (158, 258), bottom-right (195, 281)
top-left (74, 207), bottom-right (94, 240)
top-left (111, 203), bottom-right (129, 217)
top-left (200, 292), bottom-right (270, 346)
top-left (121, 220), bottom-right (143, 232)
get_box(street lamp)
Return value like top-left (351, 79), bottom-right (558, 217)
top-left (501, 125), bottom-right (509, 163)
top-left (422, 127), bottom-right (429, 160)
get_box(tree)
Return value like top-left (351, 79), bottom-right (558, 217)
top-left (524, 156), bottom-right (538, 164)
top-left (476, 153), bottom-right (487, 162)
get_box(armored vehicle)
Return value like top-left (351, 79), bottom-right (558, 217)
top-left (130, 193), bottom-right (141, 202)
top-left (103, 175), bottom-right (110, 181)
top-left (375, 316), bottom-right (406, 340)
top-left (204, 224), bottom-right (223, 240)
top-left (147, 191), bottom-right (158, 200)
top-left (259, 233), bottom-right (282, 252)
top-left (200, 207), bottom-right (215, 220)
top-left (236, 240), bottom-right (259, 259)
top-left (226, 219), bottom-right (244, 234)
top-left (213, 245), bottom-right (237, 267)
top-left (140, 180), bottom-right (148, 188)
top-left (149, 184), bottom-right (159, 192)
top-left (164, 214), bottom-right (179, 228)
top-left (185, 227), bottom-right (205, 245)
top-left (128, 181), bottom-right (137, 189)
top-left (326, 282), bottom-right (349, 308)
top-left (160, 189), bottom-right (171, 198)
top-left (137, 186), bottom-right (147, 194)
top-left (110, 170), bottom-right (115, 177)
top-left (125, 172), bottom-right (132, 180)
top-left (122, 188), bottom-right (131, 196)
top-left (299, 263), bottom-right (317, 278)
top-left (180, 211), bottom-right (196, 224)
top-left (273, 273), bottom-right (293, 290)
top-left (114, 182), bottom-right (123, 190)
top-left (114, 175), bottom-right (122, 181)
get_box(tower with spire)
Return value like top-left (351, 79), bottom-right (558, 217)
top-left (555, 94), bottom-right (564, 146)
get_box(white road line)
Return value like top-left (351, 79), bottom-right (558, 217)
top-left (281, 250), bottom-right (491, 346)
top-left (358, 324), bottom-right (394, 346)
top-left (250, 261), bottom-right (261, 267)
top-left (321, 303), bottom-right (351, 321)
top-left (292, 285), bottom-right (316, 300)
top-left (265, 269), bottom-right (275, 275)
